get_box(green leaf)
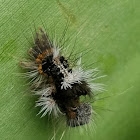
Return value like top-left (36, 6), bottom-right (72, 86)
top-left (0, 0), bottom-right (140, 140)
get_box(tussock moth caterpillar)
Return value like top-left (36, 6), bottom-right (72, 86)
top-left (20, 26), bottom-right (104, 128)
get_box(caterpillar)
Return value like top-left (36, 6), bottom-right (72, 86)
top-left (20, 27), bottom-right (104, 127)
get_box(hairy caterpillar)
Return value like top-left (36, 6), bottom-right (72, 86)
top-left (20, 27), bottom-right (104, 128)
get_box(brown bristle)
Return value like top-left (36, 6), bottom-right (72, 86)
top-left (67, 110), bottom-right (76, 119)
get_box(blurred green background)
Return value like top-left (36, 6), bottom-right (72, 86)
top-left (0, 0), bottom-right (140, 140)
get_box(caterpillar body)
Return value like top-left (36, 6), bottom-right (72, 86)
top-left (20, 27), bottom-right (104, 127)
